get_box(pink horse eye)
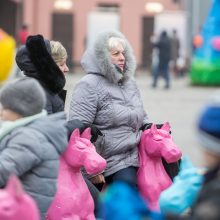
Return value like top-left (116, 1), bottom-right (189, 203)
top-left (3, 206), bottom-right (11, 212)
top-left (153, 134), bottom-right (163, 141)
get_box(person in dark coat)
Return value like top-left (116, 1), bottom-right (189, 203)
top-left (152, 30), bottom-right (171, 89)
top-left (16, 35), bottom-right (68, 114)
top-left (170, 29), bottom-right (180, 77)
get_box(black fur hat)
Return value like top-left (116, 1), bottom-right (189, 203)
top-left (16, 35), bottom-right (66, 94)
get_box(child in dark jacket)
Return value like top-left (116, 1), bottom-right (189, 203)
top-left (161, 91), bottom-right (220, 220)
top-left (190, 92), bottom-right (220, 220)
top-left (0, 77), bottom-right (68, 220)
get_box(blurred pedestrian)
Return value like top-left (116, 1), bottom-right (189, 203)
top-left (17, 23), bottom-right (29, 46)
top-left (152, 30), bottom-right (171, 89)
top-left (150, 33), bottom-right (159, 78)
top-left (170, 29), bottom-right (180, 77)
top-left (0, 78), bottom-right (68, 220)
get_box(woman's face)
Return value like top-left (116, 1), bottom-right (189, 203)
top-left (57, 59), bottom-right (69, 74)
top-left (110, 44), bottom-right (125, 72)
top-left (0, 107), bottom-right (22, 121)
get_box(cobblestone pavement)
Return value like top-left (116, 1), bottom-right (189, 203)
top-left (65, 70), bottom-right (219, 167)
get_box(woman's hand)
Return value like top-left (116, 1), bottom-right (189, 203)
top-left (90, 174), bottom-right (105, 184)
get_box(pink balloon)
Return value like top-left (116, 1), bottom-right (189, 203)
top-left (212, 37), bottom-right (220, 51)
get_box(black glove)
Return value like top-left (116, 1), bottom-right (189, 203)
top-left (139, 123), bottom-right (163, 131)
top-left (67, 120), bottom-right (103, 143)
top-left (162, 158), bottom-right (181, 181)
top-left (66, 119), bottom-right (87, 140)
top-left (140, 123), bottom-right (171, 134)
top-left (90, 125), bottom-right (103, 143)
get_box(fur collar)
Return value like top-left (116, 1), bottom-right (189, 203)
top-left (81, 30), bottom-right (136, 84)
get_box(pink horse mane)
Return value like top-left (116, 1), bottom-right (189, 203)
top-left (47, 128), bottom-right (106, 220)
top-left (137, 122), bottom-right (182, 211)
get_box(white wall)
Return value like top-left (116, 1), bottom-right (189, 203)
top-left (86, 11), bottom-right (120, 48)
top-left (154, 11), bottom-right (187, 57)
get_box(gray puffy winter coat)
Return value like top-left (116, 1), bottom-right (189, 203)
top-left (0, 112), bottom-right (68, 220)
top-left (69, 30), bottom-right (149, 177)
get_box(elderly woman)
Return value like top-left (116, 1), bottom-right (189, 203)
top-left (69, 29), bottom-right (150, 188)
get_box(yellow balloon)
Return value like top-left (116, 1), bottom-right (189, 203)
top-left (0, 29), bottom-right (16, 84)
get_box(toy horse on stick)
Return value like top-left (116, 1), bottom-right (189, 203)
top-left (0, 175), bottom-right (40, 220)
top-left (47, 128), bottom-right (107, 220)
top-left (137, 122), bottom-right (182, 211)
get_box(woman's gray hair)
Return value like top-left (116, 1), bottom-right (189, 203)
top-left (108, 37), bottom-right (126, 51)
top-left (50, 41), bottom-right (67, 64)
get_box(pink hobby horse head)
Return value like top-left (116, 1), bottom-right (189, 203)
top-left (137, 122), bottom-right (182, 211)
top-left (0, 175), bottom-right (40, 220)
top-left (47, 128), bottom-right (107, 220)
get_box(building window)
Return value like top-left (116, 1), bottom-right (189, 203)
top-left (97, 4), bottom-right (119, 13)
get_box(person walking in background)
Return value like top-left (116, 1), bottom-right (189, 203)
top-left (14, 24), bottom-right (29, 78)
top-left (69, 29), bottom-right (150, 188)
top-left (170, 29), bottom-right (180, 77)
top-left (17, 23), bottom-right (29, 46)
top-left (150, 33), bottom-right (159, 80)
top-left (0, 78), bottom-right (68, 220)
top-left (152, 30), bottom-right (171, 89)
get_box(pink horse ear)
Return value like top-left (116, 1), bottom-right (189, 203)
top-left (81, 128), bottom-right (91, 140)
top-left (161, 122), bottom-right (171, 132)
top-left (150, 124), bottom-right (158, 133)
top-left (70, 129), bottom-right (80, 140)
top-left (6, 175), bottom-right (23, 200)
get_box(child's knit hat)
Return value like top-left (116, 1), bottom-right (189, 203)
top-left (197, 91), bottom-right (220, 154)
top-left (0, 77), bottom-right (46, 117)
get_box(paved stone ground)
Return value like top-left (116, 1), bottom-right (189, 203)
top-left (64, 70), bottom-right (218, 167)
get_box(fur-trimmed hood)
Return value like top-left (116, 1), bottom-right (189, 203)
top-left (15, 35), bottom-right (66, 94)
top-left (81, 29), bottom-right (136, 84)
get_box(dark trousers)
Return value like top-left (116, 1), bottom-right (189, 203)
top-left (152, 63), bottom-right (170, 88)
top-left (83, 176), bottom-right (100, 216)
top-left (105, 166), bottom-right (138, 188)
top-left (85, 166), bottom-right (138, 216)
